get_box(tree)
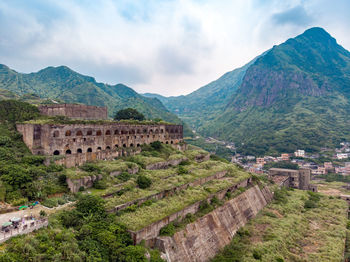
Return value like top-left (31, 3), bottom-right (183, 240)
top-left (114, 108), bottom-right (145, 121)
top-left (136, 175), bottom-right (152, 189)
top-left (76, 195), bottom-right (106, 217)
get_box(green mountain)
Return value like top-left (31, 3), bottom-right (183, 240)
top-left (0, 64), bottom-right (191, 135)
top-left (148, 27), bottom-right (350, 155)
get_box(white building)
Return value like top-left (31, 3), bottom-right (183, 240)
top-left (294, 150), bottom-right (305, 157)
top-left (337, 153), bottom-right (349, 160)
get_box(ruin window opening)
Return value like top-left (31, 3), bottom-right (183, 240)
top-left (106, 146), bottom-right (111, 150)
top-left (87, 148), bottom-right (92, 152)
top-left (123, 144), bottom-right (126, 148)
top-left (87, 130), bottom-right (93, 136)
top-left (65, 149), bottom-right (72, 155)
top-left (137, 144), bottom-right (140, 147)
top-left (105, 130), bottom-right (111, 135)
top-left (77, 148), bottom-right (82, 153)
top-left (160, 129), bottom-right (164, 133)
top-left (53, 131), bottom-right (59, 137)
top-left (76, 130), bottom-right (83, 136)
top-left (130, 143), bottom-right (134, 147)
top-left (171, 141), bottom-right (173, 144)
top-left (115, 144), bottom-right (119, 148)
top-left (143, 129), bottom-right (147, 134)
top-left (137, 129), bottom-right (141, 134)
top-left (166, 141), bottom-right (169, 144)
top-left (114, 130), bottom-right (120, 135)
top-left (53, 150), bottom-right (60, 155)
top-left (97, 147), bottom-right (102, 151)
top-left (96, 130), bottom-right (102, 136)
top-left (65, 130), bottom-right (71, 136)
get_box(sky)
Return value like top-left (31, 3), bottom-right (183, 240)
top-left (0, 0), bottom-right (350, 96)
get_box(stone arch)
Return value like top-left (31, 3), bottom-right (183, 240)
top-left (155, 129), bottom-right (159, 134)
top-left (97, 146), bottom-right (102, 151)
top-left (53, 150), bottom-right (60, 155)
top-left (137, 143), bottom-right (140, 147)
top-left (149, 129), bottom-right (153, 133)
top-left (65, 130), bottom-right (72, 136)
top-left (65, 149), bottom-right (72, 155)
top-left (77, 148), bottom-right (82, 153)
top-left (105, 130), bottom-right (111, 135)
top-left (166, 141), bottom-right (169, 144)
top-left (53, 131), bottom-right (59, 137)
top-left (87, 130), bottom-right (93, 136)
top-left (121, 130), bottom-right (128, 135)
top-left (137, 129), bottom-right (141, 134)
top-left (123, 144), bottom-right (127, 148)
top-left (130, 143), bottom-right (134, 147)
top-left (115, 144), bottom-right (119, 148)
top-left (160, 129), bottom-right (164, 133)
top-left (106, 146), bottom-right (111, 150)
top-left (114, 129), bottom-right (120, 135)
top-left (130, 129), bottom-right (135, 134)
top-left (171, 141), bottom-right (173, 144)
top-left (76, 130), bottom-right (83, 136)
top-left (143, 129), bottom-right (147, 134)
top-left (87, 148), bottom-right (92, 152)
top-left (96, 130), bottom-right (102, 136)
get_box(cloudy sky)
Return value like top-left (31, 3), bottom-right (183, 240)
top-left (0, 0), bottom-right (350, 96)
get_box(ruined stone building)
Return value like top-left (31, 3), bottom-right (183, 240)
top-left (268, 168), bottom-right (317, 192)
top-left (38, 104), bottom-right (108, 120)
top-left (17, 104), bottom-right (184, 167)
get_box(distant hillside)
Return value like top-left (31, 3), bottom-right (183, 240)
top-left (0, 65), bottom-right (192, 135)
top-left (148, 27), bottom-right (350, 155)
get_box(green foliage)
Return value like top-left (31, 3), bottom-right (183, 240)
top-left (150, 141), bottom-right (162, 150)
top-left (76, 195), bottom-right (106, 217)
top-left (0, 100), bottom-right (40, 124)
top-left (273, 188), bottom-right (289, 204)
top-left (119, 172), bottom-right (131, 182)
top-left (159, 223), bottom-right (176, 236)
top-left (80, 163), bottom-right (101, 173)
top-left (40, 210), bottom-right (47, 217)
top-left (114, 108), bottom-right (145, 121)
top-left (136, 175), bottom-right (152, 189)
top-left (93, 179), bottom-right (108, 189)
top-left (177, 165), bottom-right (188, 175)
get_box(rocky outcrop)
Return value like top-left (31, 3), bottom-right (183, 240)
top-left (110, 167), bottom-right (139, 176)
top-left (146, 157), bottom-right (188, 170)
top-left (195, 153), bottom-right (210, 162)
top-left (66, 174), bottom-right (103, 193)
top-left (154, 185), bottom-right (273, 262)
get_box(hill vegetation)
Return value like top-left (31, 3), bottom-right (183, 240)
top-left (0, 64), bottom-right (192, 136)
top-left (146, 27), bottom-right (350, 155)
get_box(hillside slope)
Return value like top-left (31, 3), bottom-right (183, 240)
top-left (200, 27), bottom-right (350, 155)
top-left (0, 65), bottom-right (191, 135)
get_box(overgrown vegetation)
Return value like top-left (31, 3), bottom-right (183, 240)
top-left (0, 195), bottom-right (163, 261)
top-left (212, 188), bottom-right (348, 262)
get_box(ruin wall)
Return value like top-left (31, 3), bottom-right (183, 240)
top-left (155, 185), bottom-right (273, 262)
top-left (38, 104), bottom-right (108, 120)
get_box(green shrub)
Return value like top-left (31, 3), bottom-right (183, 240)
top-left (57, 198), bottom-right (67, 205)
top-left (304, 199), bottom-right (317, 209)
top-left (159, 223), bottom-right (176, 236)
top-left (80, 163), bottom-right (101, 173)
top-left (40, 210), bottom-right (47, 217)
top-left (42, 198), bottom-right (59, 208)
top-left (79, 186), bottom-right (85, 192)
top-left (150, 141), bottom-right (162, 150)
top-left (10, 197), bottom-right (28, 206)
top-left (179, 159), bottom-right (191, 166)
top-left (93, 179), bottom-right (108, 189)
top-left (253, 249), bottom-right (262, 260)
top-left (177, 166), bottom-right (188, 175)
top-left (119, 172), bottom-right (131, 182)
top-left (136, 175), bottom-right (152, 189)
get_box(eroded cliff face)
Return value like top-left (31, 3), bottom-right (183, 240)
top-left (155, 185), bottom-right (273, 262)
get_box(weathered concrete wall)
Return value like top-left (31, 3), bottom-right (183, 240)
top-left (38, 104), bottom-right (108, 120)
top-left (17, 122), bottom-right (184, 167)
top-left (155, 185), bottom-right (273, 262)
top-left (129, 178), bottom-right (250, 244)
top-left (109, 170), bottom-right (228, 213)
top-left (66, 174), bottom-right (103, 193)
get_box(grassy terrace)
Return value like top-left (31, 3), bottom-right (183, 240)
top-left (115, 172), bottom-right (250, 231)
top-left (212, 188), bottom-right (348, 262)
top-left (105, 161), bottom-right (249, 209)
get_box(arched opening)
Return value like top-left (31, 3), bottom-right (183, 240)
top-left (123, 144), bottom-right (126, 148)
top-left (149, 129), bottom-right (153, 133)
top-left (175, 129), bottom-right (178, 133)
top-left (87, 148), bottom-right (92, 153)
top-left (171, 141), bottom-right (173, 144)
top-left (36, 151), bottom-right (43, 155)
top-left (65, 149), bottom-right (72, 155)
top-left (121, 130), bottom-right (128, 135)
top-left (77, 148), bottom-right (82, 153)
top-left (115, 144), bottom-right (119, 148)
top-left (96, 130), bottom-right (102, 136)
top-left (114, 130), bottom-right (120, 135)
top-left (53, 131), bottom-right (59, 137)
top-left (76, 130), bottom-right (83, 136)
top-left (53, 150), bottom-right (60, 155)
top-left (137, 144), bottom-right (140, 147)
top-left (97, 147), bottom-right (102, 151)
top-left (105, 130), bottom-right (111, 135)
top-left (155, 129), bottom-right (159, 134)
top-left (87, 130), bottom-right (93, 136)
top-left (137, 129), bottom-right (141, 134)
top-left (143, 129), bottom-right (147, 134)
top-left (65, 130), bottom-right (71, 136)
top-left (130, 129), bottom-right (135, 134)
top-left (106, 146), bottom-right (111, 150)
top-left (166, 141), bottom-right (169, 144)
top-left (130, 143), bottom-right (134, 147)
top-left (160, 129), bottom-right (164, 133)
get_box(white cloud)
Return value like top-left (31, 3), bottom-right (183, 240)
top-left (0, 0), bottom-right (349, 96)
